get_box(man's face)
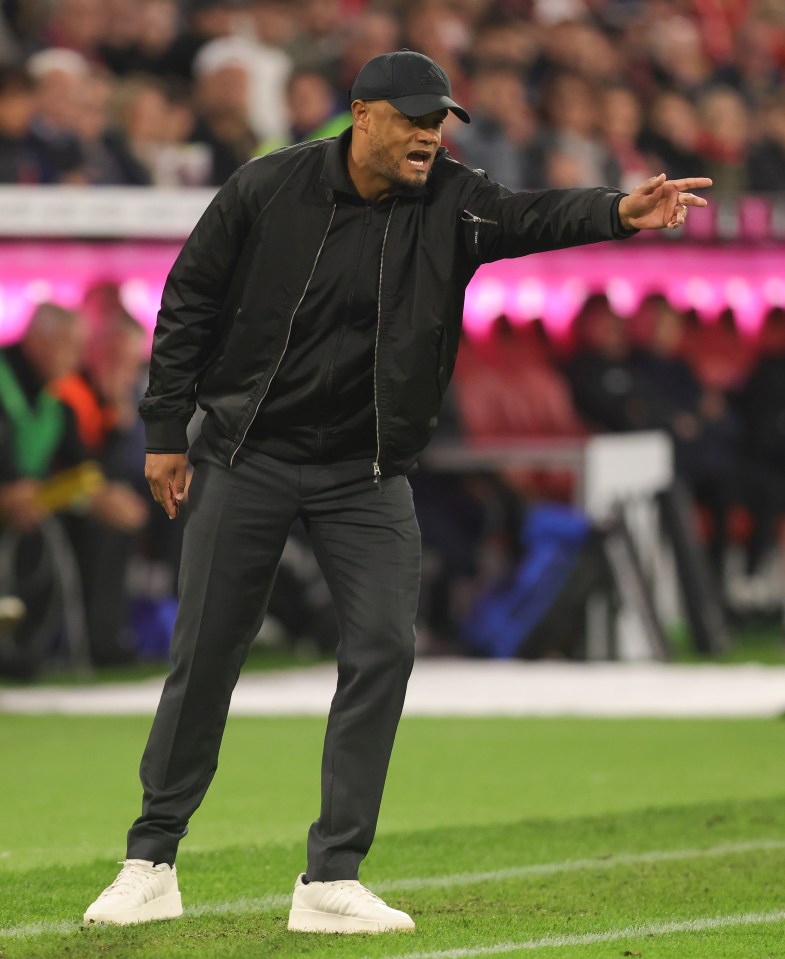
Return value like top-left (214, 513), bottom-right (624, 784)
top-left (365, 100), bottom-right (446, 190)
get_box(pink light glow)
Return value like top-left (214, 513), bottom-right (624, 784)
top-left (0, 242), bottom-right (179, 344)
top-left (0, 239), bottom-right (783, 344)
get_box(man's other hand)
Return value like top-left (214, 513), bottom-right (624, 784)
top-left (91, 483), bottom-right (149, 533)
top-left (619, 173), bottom-right (713, 231)
top-left (0, 479), bottom-right (44, 531)
top-left (144, 452), bottom-right (189, 520)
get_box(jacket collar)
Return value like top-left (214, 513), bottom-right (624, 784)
top-left (321, 127), bottom-right (432, 200)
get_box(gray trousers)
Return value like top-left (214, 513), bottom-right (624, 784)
top-left (126, 439), bottom-right (420, 881)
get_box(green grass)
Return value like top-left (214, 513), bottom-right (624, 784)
top-left (670, 622), bottom-right (785, 665)
top-left (2, 715), bottom-right (785, 958)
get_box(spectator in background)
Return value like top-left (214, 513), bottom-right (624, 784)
top-left (631, 295), bottom-right (741, 482)
top-left (639, 90), bottom-right (706, 181)
top-left (287, 0), bottom-right (344, 84)
top-left (194, 34), bottom-right (289, 152)
top-left (646, 12), bottom-right (713, 98)
top-left (0, 65), bottom-right (47, 182)
top-left (631, 296), bottom-right (778, 577)
top-left (26, 47), bottom-right (86, 181)
top-left (740, 307), bottom-right (785, 479)
top-left (109, 73), bottom-right (215, 187)
top-left (0, 304), bottom-right (87, 533)
top-left (258, 68), bottom-right (351, 156)
top-left (713, 19), bottom-right (782, 106)
top-left (109, 73), bottom-right (168, 184)
top-left (565, 293), bottom-right (664, 434)
top-left (100, 0), bottom-right (194, 82)
top-left (599, 84), bottom-right (652, 194)
top-left (471, 16), bottom-right (539, 75)
top-left (747, 92), bottom-right (785, 193)
top-left (53, 310), bottom-right (150, 666)
top-left (0, 6), bottom-right (21, 64)
top-left (161, 0), bottom-right (244, 81)
top-left (539, 18), bottom-right (624, 88)
top-left (191, 38), bottom-right (258, 182)
top-left (697, 85), bottom-right (750, 196)
top-left (71, 67), bottom-right (152, 184)
top-left (39, 0), bottom-right (107, 62)
top-left (100, 0), bottom-right (144, 71)
top-left (245, 0), bottom-right (300, 54)
top-left (535, 72), bottom-right (617, 188)
top-left (451, 66), bottom-right (536, 191)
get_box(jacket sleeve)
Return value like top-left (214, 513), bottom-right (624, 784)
top-left (461, 175), bottom-right (637, 264)
top-left (139, 167), bottom-right (254, 452)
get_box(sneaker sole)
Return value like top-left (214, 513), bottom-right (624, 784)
top-left (288, 908), bottom-right (415, 934)
top-left (83, 891), bottom-right (183, 926)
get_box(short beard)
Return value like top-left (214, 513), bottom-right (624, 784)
top-left (368, 129), bottom-right (427, 190)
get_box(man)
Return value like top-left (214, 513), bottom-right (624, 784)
top-left (84, 50), bottom-right (710, 933)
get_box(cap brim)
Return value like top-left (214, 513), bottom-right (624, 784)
top-left (387, 93), bottom-right (470, 124)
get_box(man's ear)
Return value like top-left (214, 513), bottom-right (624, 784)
top-left (352, 99), bottom-right (371, 133)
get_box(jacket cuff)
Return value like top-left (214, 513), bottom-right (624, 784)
top-left (143, 417), bottom-right (190, 453)
top-left (608, 192), bottom-right (639, 239)
top-left (590, 189), bottom-right (638, 239)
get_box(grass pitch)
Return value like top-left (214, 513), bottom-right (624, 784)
top-left (2, 714), bottom-right (785, 958)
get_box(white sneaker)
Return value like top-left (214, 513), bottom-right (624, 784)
top-left (288, 874), bottom-right (415, 933)
top-left (83, 860), bottom-right (183, 926)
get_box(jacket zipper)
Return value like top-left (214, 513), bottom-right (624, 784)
top-left (462, 209), bottom-right (498, 255)
top-left (372, 200), bottom-right (397, 489)
top-left (229, 204), bottom-right (337, 467)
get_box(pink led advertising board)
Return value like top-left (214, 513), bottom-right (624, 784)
top-left (0, 239), bottom-right (783, 344)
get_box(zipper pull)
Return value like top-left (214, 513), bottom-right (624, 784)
top-left (474, 224), bottom-right (480, 254)
top-left (372, 461), bottom-right (382, 491)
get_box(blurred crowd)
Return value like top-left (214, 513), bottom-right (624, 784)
top-left (4, 290), bottom-right (785, 674)
top-left (448, 298), bottom-right (785, 581)
top-left (0, 292), bottom-right (182, 678)
top-left (1, 0), bottom-right (784, 192)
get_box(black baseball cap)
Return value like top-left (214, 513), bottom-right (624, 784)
top-left (350, 49), bottom-right (471, 124)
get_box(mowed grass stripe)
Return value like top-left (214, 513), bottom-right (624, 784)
top-left (3, 837), bottom-right (784, 940)
top-left (374, 911), bottom-right (785, 959)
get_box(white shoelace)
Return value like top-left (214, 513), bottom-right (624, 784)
top-left (329, 881), bottom-right (384, 905)
top-left (104, 862), bottom-right (158, 898)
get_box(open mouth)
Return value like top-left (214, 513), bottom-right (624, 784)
top-left (406, 150), bottom-right (431, 170)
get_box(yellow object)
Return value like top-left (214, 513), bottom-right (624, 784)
top-left (33, 461), bottom-right (106, 514)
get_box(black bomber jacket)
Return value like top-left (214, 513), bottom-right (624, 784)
top-left (140, 129), bottom-right (634, 480)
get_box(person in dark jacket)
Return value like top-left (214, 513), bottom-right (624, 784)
top-left (84, 49), bottom-right (711, 933)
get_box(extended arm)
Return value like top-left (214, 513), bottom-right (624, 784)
top-left (461, 172), bottom-right (711, 263)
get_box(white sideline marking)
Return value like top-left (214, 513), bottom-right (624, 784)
top-left (5, 660), bottom-right (785, 717)
top-left (3, 838), bottom-right (785, 940)
top-left (374, 910), bottom-right (785, 959)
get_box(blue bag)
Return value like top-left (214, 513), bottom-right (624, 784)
top-left (461, 503), bottom-right (591, 658)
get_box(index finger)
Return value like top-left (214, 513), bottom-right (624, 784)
top-left (667, 177), bottom-right (713, 191)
